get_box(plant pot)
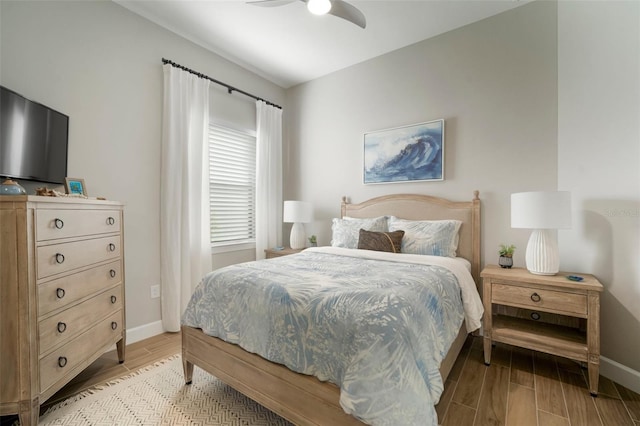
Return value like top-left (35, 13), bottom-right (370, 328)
top-left (499, 255), bottom-right (513, 269)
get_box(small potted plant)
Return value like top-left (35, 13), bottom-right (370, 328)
top-left (498, 244), bottom-right (515, 268)
top-left (308, 235), bottom-right (317, 247)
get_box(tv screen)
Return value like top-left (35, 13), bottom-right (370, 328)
top-left (0, 86), bottom-right (69, 184)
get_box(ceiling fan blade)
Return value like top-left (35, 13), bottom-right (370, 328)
top-left (328, 0), bottom-right (366, 29)
top-left (247, 0), bottom-right (296, 7)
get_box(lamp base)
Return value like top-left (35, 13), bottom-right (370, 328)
top-left (289, 222), bottom-right (306, 250)
top-left (525, 229), bottom-right (560, 275)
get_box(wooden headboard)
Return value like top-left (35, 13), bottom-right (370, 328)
top-left (341, 191), bottom-right (481, 287)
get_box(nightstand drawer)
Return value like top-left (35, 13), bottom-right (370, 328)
top-left (492, 283), bottom-right (587, 316)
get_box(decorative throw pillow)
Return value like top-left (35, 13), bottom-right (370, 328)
top-left (331, 216), bottom-right (388, 249)
top-left (388, 217), bottom-right (462, 257)
top-left (357, 229), bottom-right (405, 253)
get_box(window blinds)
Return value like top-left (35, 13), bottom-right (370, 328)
top-left (208, 124), bottom-right (256, 245)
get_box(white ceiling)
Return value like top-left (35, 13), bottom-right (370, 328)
top-left (115, 0), bottom-right (527, 88)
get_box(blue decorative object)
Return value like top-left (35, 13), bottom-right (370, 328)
top-left (0, 179), bottom-right (26, 195)
top-left (567, 275), bottom-right (584, 282)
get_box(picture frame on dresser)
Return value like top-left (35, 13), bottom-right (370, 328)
top-left (64, 177), bottom-right (87, 196)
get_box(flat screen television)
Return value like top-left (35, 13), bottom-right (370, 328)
top-left (0, 86), bottom-right (69, 184)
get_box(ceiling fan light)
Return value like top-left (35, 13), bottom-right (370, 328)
top-left (307, 0), bottom-right (332, 15)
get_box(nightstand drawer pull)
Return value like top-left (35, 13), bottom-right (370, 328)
top-left (56, 288), bottom-right (66, 299)
top-left (111, 295), bottom-right (117, 304)
top-left (110, 269), bottom-right (117, 278)
top-left (107, 216), bottom-right (115, 225)
top-left (111, 321), bottom-right (118, 330)
top-left (55, 253), bottom-right (65, 264)
top-left (108, 243), bottom-right (116, 252)
top-left (54, 218), bottom-right (64, 229)
top-left (530, 292), bottom-right (541, 302)
top-left (58, 356), bottom-right (68, 368)
top-left (531, 312), bottom-right (541, 320)
top-left (57, 322), bottom-right (67, 333)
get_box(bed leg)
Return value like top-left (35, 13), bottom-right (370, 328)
top-left (183, 358), bottom-right (194, 385)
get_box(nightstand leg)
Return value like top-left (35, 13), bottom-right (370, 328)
top-left (483, 336), bottom-right (492, 365)
top-left (588, 359), bottom-right (599, 396)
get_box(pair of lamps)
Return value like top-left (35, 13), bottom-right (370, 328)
top-left (511, 191), bottom-right (572, 275)
top-left (283, 192), bottom-right (572, 274)
top-left (283, 200), bottom-right (313, 250)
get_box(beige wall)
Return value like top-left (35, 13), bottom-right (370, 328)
top-left (557, 1), bottom-right (640, 385)
top-left (285, 1), bottom-right (558, 270)
top-left (0, 0), bottom-right (285, 332)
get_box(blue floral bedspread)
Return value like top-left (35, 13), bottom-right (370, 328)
top-left (182, 247), bottom-right (482, 425)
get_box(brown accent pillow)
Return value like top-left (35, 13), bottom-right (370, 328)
top-left (357, 229), bottom-right (405, 253)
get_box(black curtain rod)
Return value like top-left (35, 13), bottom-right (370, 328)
top-left (162, 58), bottom-right (282, 110)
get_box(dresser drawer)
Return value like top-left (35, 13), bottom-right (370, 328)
top-left (38, 261), bottom-right (122, 316)
top-left (37, 235), bottom-right (121, 279)
top-left (39, 310), bottom-right (123, 393)
top-left (492, 283), bottom-right (587, 316)
top-left (39, 285), bottom-right (123, 355)
top-left (36, 209), bottom-right (121, 242)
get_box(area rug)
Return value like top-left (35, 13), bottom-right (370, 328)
top-left (38, 355), bottom-right (292, 425)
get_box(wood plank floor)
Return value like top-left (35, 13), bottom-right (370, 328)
top-left (438, 336), bottom-right (640, 426)
top-left (3, 332), bottom-right (639, 425)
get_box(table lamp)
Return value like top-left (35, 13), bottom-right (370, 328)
top-left (283, 201), bottom-right (312, 250)
top-left (511, 191), bottom-right (572, 275)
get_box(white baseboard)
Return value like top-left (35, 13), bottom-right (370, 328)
top-left (126, 320), bottom-right (166, 344)
top-left (600, 355), bottom-right (640, 394)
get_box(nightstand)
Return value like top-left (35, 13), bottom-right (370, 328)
top-left (481, 265), bottom-right (604, 396)
top-left (264, 247), bottom-right (304, 259)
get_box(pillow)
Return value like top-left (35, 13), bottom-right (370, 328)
top-left (388, 217), bottom-right (462, 257)
top-left (358, 229), bottom-right (405, 253)
top-left (331, 216), bottom-right (388, 249)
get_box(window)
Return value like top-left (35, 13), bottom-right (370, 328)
top-left (208, 123), bottom-right (256, 249)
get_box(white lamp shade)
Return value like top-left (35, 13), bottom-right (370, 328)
top-left (511, 191), bottom-right (572, 229)
top-left (283, 201), bottom-right (313, 223)
top-left (511, 191), bottom-right (571, 275)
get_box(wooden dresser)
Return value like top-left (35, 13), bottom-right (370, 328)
top-left (0, 196), bottom-right (126, 425)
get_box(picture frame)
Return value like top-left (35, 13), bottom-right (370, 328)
top-left (64, 177), bottom-right (87, 196)
top-left (364, 119), bottom-right (444, 184)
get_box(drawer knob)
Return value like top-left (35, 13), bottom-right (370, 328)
top-left (111, 321), bottom-right (118, 330)
top-left (107, 216), bottom-right (116, 225)
top-left (108, 243), bottom-right (116, 252)
top-left (530, 292), bottom-right (541, 303)
top-left (55, 253), bottom-right (65, 264)
top-left (531, 312), bottom-right (541, 321)
top-left (56, 288), bottom-right (66, 299)
top-left (111, 295), bottom-right (117, 304)
top-left (58, 356), bottom-right (68, 368)
top-left (54, 218), bottom-right (64, 229)
top-left (57, 322), bottom-right (67, 333)
top-left (109, 269), bottom-right (117, 278)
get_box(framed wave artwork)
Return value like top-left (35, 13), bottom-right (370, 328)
top-left (364, 119), bottom-right (444, 184)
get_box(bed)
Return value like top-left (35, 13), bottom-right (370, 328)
top-left (181, 192), bottom-right (482, 425)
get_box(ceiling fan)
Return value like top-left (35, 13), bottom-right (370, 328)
top-left (248, 0), bottom-right (366, 29)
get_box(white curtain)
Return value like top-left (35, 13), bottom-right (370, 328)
top-left (160, 64), bottom-right (212, 332)
top-left (255, 101), bottom-right (283, 259)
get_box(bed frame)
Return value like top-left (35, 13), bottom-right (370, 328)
top-left (182, 191), bottom-right (481, 425)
